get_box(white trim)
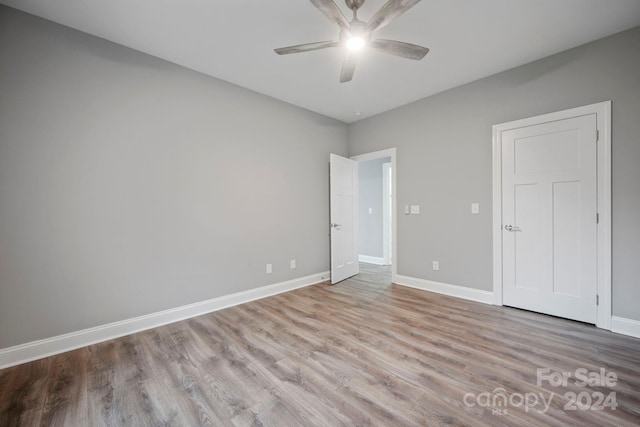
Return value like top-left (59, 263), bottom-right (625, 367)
top-left (395, 274), bottom-right (495, 305)
top-left (350, 148), bottom-right (394, 163)
top-left (0, 271), bottom-right (329, 369)
top-left (611, 316), bottom-right (640, 339)
top-left (596, 101), bottom-right (612, 330)
top-left (492, 101), bottom-right (612, 329)
top-left (492, 122), bottom-right (504, 307)
top-left (358, 255), bottom-right (385, 265)
top-left (351, 148), bottom-right (397, 283)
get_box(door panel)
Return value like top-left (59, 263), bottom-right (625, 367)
top-left (333, 195), bottom-right (344, 268)
top-left (513, 183), bottom-right (539, 291)
top-left (514, 129), bottom-right (581, 174)
top-left (552, 181), bottom-right (582, 297)
top-left (502, 114), bottom-right (597, 323)
top-left (330, 154), bottom-right (358, 284)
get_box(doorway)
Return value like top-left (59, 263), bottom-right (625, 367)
top-left (351, 148), bottom-right (397, 284)
top-left (492, 101), bottom-right (611, 329)
top-left (382, 162), bottom-right (392, 266)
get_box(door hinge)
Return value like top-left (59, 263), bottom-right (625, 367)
top-left (597, 213), bottom-right (600, 224)
top-left (596, 130), bottom-right (600, 141)
top-left (596, 295), bottom-right (599, 306)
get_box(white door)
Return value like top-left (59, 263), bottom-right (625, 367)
top-left (502, 114), bottom-right (598, 323)
top-left (330, 154), bottom-right (359, 284)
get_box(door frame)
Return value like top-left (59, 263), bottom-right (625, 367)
top-left (492, 101), bottom-right (611, 329)
top-left (351, 148), bottom-right (397, 283)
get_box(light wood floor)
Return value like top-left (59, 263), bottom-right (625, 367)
top-left (1, 263), bottom-right (639, 426)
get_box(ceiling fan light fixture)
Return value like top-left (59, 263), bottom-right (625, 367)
top-left (346, 36), bottom-right (365, 50)
top-left (274, 0), bottom-right (429, 82)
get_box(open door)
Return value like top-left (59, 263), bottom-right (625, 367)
top-left (330, 154), bottom-right (359, 284)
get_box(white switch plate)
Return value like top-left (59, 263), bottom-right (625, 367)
top-left (432, 260), bottom-right (439, 271)
top-left (290, 259), bottom-right (296, 269)
top-left (404, 205), bottom-right (410, 215)
top-left (410, 205), bottom-right (420, 214)
top-left (368, 207), bottom-right (373, 214)
top-left (266, 263), bottom-right (272, 274)
top-left (471, 203), bottom-right (480, 214)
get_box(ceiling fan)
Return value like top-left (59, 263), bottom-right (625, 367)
top-left (274, 0), bottom-right (429, 83)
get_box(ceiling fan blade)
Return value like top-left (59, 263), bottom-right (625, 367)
top-left (370, 39), bottom-right (429, 60)
top-left (309, 0), bottom-right (351, 31)
top-left (340, 53), bottom-right (357, 83)
top-left (275, 41), bottom-right (341, 55)
top-left (367, 0), bottom-right (421, 33)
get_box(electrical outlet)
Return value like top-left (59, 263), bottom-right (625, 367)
top-left (471, 203), bottom-right (480, 214)
top-left (290, 259), bottom-right (296, 269)
top-left (266, 263), bottom-right (272, 274)
top-left (410, 205), bottom-right (420, 214)
top-left (432, 260), bottom-right (439, 271)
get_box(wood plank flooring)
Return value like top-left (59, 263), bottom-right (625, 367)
top-left (1, 263), bottom-right (640, 426)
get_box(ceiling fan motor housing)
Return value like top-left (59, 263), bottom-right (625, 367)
top-left (345, 0), bottom-right (365, 11)
top-left (341, 19), bottom-right (368, 42)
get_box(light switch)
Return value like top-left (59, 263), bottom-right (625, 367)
top-left (410, 205), bottom-right (420, 214)
top-left (404, 205), bottom-right (410, 215)
top-left (471, 203), bottom-right (480, 214)
top-left (368, 207), bottom-right (373, 214)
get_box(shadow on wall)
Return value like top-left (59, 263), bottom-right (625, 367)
top-left (1, 6), bottom-right (176, 72)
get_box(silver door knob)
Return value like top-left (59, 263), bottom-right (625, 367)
top-left (504, 224), bottom-right (521, 232)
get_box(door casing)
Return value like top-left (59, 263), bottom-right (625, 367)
top-left (492, 101), bottom-right (612, 329)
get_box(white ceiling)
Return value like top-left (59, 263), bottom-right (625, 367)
top-left (3, 0), bottom-right (640, 123)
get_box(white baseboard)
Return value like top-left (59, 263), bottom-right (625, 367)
top-left (611, 316), bottom-right (640, 339)
top-left (0, 271), bottom-right (329, 369)
top-left (358, 255), bottom-right (385, 265)
top-left (394, 274), bottom-right (495, 305)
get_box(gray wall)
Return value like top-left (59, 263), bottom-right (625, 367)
top-left (0, 6), bottom-right (348, 348)
top-left (349, 26), bottom-right (640, 321)
top-left (2, 4), bottom-right (639, 351)
top-left (358, 157), bottom-right (391, 258)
